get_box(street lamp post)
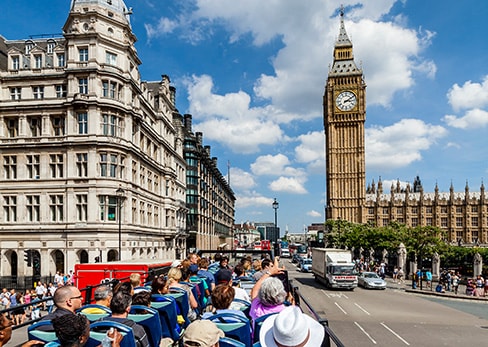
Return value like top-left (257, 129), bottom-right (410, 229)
top-left (272, 198), bottom-right (279, 241)
top-left (116, 187), bottom-right (126, 261)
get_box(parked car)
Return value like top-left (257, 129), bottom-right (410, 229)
top-left (358, 272), bottom-right (387, 289)
top-left (281, 248), bottom-right (291, 258)
top-left (300, 258), bottom-right (312, 272)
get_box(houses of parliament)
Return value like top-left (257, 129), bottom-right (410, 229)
top-left (324, 10), bottom-right (487, 246)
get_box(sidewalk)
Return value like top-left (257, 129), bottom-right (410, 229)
top-left (385, 277), bottom-right (488, 301)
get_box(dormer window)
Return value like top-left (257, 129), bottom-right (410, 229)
top-left (34, 55), bottom-right (42, 69)
top-left (25, 42), bottom-right (34, 54)
top-left (12, 56), bottom-right (20, 70)
top-left (47, 40), bottom-right (56, 54)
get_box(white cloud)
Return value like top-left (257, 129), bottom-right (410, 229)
top-left (230, 167), bottom-right (256, 191)
top-left (235, 193), bottom-right (274, 209)
top-left (447, 76), bottom-right (488, 112)
top-left (185, 75), bottom-right (287, 154)
top-left (443, 109), bottom-right (488, 129)
top-left (307, 210), bottom-right (322, 218)
top-left (366, 119), bottom-right (447, 170)
top-left (295, 131), bottom-right (325, 174)
top-left (269, 176), bottom-right (307, 194)
top-left (251, 154), bottom-right (290, 176)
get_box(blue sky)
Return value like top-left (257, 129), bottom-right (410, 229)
top-left (2, 0), bottom-right (488, 234)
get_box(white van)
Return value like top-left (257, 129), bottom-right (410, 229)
top-left (281, 248), bottom-right (291, 258)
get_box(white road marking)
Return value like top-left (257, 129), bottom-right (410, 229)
top-left (381, 322), bottom-right (410, 345)
top-left (334, 302), bottom-right (348, 315)
top-left (354, 321), bottom-right (377, 344)
top-left (355, 302), bottom-right (371, 315)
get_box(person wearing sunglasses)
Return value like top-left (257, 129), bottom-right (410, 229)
top-left (37, 285), bottom-right (84, 331)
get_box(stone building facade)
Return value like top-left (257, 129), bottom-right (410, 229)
top-left (0, 0), bottom-right (188, 279)
top-left (324, 10), bottom-right (488, 245)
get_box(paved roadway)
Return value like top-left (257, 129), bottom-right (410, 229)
top-left (285, 260), bottom-right (488, 346)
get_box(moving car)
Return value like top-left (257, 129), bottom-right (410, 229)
top-left (300, 258), bottom-right (313, 272)
top-left (281, 248), bottom-right (291, 258)
top-left (358, 272), bottom-right (387, 289)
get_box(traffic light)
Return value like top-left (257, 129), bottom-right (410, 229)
top-left (24, 249), bottom-right (32, 267)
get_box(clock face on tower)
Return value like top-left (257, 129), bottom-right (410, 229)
top-left (335, 91), bottom-right (357, 111)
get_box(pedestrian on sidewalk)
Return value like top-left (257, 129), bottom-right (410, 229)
top-left (452, 272), bottom-right (460, 295)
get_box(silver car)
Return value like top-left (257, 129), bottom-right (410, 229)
top-left (358, 272), bottom-right (386, 289)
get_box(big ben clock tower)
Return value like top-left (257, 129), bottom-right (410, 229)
top-left (324, 9), bottom-right (366, 223)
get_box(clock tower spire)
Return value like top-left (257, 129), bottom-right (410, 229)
top-left (324, 8), bottom-right (366, 223)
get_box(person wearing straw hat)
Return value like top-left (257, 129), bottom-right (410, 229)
top-left (259, 306), bottom-right (324, 347)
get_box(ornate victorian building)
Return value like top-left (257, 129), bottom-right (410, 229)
top-left (324, 11), bottom-right (488, 245)
top-left (0, 0), bottom-right (188, 279)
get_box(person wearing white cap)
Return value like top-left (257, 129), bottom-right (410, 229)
top-left (259, 306), bottom-right (325, 347)
top-left (183, 319), bottom-right (224, 347)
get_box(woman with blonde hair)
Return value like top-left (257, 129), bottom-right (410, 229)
top-left (167, 267), bottom-right (199, 321)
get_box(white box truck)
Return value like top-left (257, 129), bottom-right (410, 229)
top-left (312, 248), bottom-right (358, 290)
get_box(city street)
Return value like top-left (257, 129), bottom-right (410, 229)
top-left (286, 261), bottom-right (488, 346)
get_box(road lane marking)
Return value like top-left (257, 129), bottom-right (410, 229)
top-left (355, 303), bottom-right (371, 315)
top-left (381, 322), bottom-right (410, 345)
top-left (334, 302), bottom-right (348, 315)
top-left (354, 321), bottom-right (377, 344)
top-left (321, 290), bottom-right (349, 299)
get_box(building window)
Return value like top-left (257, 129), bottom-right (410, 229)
top-left (3, 156), bottom-right (17, 179)
top-left (3, 196), bottom-right (17, 222)
top-left (99, 195), bottom-right (117, 221)
top-left (79, 47), bottom-right (88, 62)
top-left (411, 207), bottom-right (418, 214)
top-left (456, 207), bottom-right (462, 214)
top-left (26, 155), bottom-right (40, 179)
top-left (52, 116), bottom-right (65, 136)
top-left (56, 85), bottom-right (67, 98)
top-left (12, 56), bottom-right (20, 70)
top-left (34, 55), bottom-right (42, 69)
top-left (411, 218), bottom-right (418, 227)
top-left (472, 206), bottom-right (478, 213)
top-left (30, 117), bottom-right (41, 137)
top-left (472, 217), bottom-right (479, 227)
top-left (382, 219), bottom-right (389, 226)
top-left (382, 208), bottom-right (389, 215)
top-left (26, 195), bottom-right (40, 222)
top-left (49, 195), bottom-right (64, 221)
top-left (25, 42), bottom-right (34, 54)
top-left (441, 217), bottom-right (448, 227)
top-left (368, 207), bottom-right (374, 215)
top-left (57, 53), bottom-right (65, 67)
top-left (49, 154), bottom-right (63, 178)
top-left (426, 217), bottom-right (433, 226)
top-left (100, 152), bottom-right (124, 178)
top-left (6, 118), bottom-right (18, 137)
top-left (78, 113), bottom-right (88, 134)
top-left (426, 207), bottom-right (432, 214)
top-left (78, 78), bottom-right (88, 94)
top-left (441, 206), bottom-right (448, 214)
top-left (456, 217), bottom-right (463, 227)
top-left (76, 194), bottom-right (88, 222)
top-left (76, 153), bottom-right (88, 177)
top-left (396, 207), bottom-right (403, 215)
top-left (10, 87), bottom-right (21, 100)
top-left (106, 51), bottom-right (117, 65)
top-left (47, 42), bottom-right (55, 54)
top-left (33, 86), bottom-right (44, 99)
top-left (102, 114), bottom-right (122, 136)
top-left (102, 80), bottom-right (118, 99)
